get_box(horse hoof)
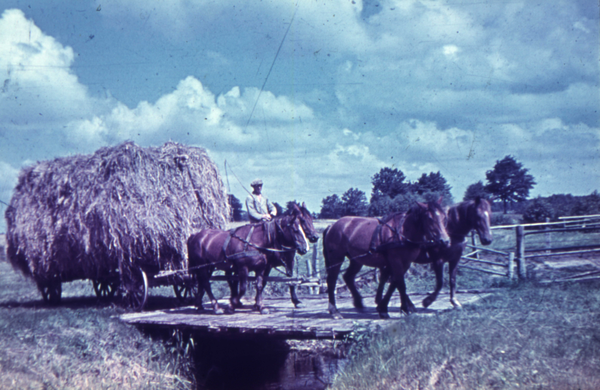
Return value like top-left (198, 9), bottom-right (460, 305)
top-left (422, 298), bottom-right (434, 308)
top-left (332, 313), bottom-right (344, 320)
top-left (260, 307), bottom-right (270, 315)
top-left (214, 308), bottom-right (224, 315)
top-left (379, 312), bottom-right (390, 319)
top-left (451, 300), bottom-right (463, 309)
top-left (353, 300), bottom-right (365, 310)
top-left (294, 302), bottom-right (305, 309)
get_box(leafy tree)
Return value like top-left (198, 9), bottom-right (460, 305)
top-left (369, 193), bottom-right (394, 217)
top-left (572, 191), bottom-right (600, 216)
top-left (228, 194), bottom-right (244, 222)
top-left (544, 194), bottom-right (576, 218)
top-left (392, 192), bottom-right (423, 214)
top-left (319, 194), bottom-right (344, 219)
top-left (412, 171), bottom-right (453, 205)
top-left (370, 167), bottom-right (409, 201)
top-left (485, 155), bottom-right (536, 214)
top-left (463, 181), bottom-right (490, 201)
top-left (342, 188), bottom-right (369, 217)
top-left (523, 197), bottom-right (554, 223)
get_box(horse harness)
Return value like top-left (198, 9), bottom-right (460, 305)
top-left (221, 220), bottom-right (296, 261)
top-left (350, 213), bottom-right (437, 262)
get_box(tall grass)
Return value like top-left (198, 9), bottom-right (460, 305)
top-left (329, 280), bottom-right (600, 389)
top-left (0, 253), bottom-right (194, 390)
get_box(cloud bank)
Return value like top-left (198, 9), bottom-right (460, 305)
top-left (0, 2), bottom-right (598, 231)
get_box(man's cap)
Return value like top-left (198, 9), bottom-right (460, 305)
top-left (250, 179), bottom-right (263, 187)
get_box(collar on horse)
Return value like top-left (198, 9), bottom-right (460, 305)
top-left (367, 213), bottom-right (439, 255)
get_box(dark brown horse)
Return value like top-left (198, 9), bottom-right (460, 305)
top-left (323, 200), bottom-right (450, 319)
top-left (376, 197), bottom-right (493, 309)
top-left (187, 206), bottom-right (310, 314)
top-left (228, 202), bottom-right (319, 308)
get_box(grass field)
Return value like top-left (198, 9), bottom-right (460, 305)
top-left (329, 279), bottom-right (600, 389)
top-left (2, 223), bottom-right (600, 390)
top-left (0, 250), bottom-right (195, 390)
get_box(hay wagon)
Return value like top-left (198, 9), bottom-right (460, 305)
top-left (4, 141), bottom-right (229, 311)
top-left (89, 266), bottom-right (198, 310)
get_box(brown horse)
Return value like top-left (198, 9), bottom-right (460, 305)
top-left (187, 206), bottom-right (310, 314)
top-left (376, 197), bottom-right (493, 309)
top-left (323, 200), bottom-right (450, 319)
top-left (228, 202), bottom-right (319, 308)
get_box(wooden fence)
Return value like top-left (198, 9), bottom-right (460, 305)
top-left (296, 215), bottom-right (600, 292)
top-left (460, 214), bottom-right (600, 283)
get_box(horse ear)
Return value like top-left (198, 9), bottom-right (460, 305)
top-left (437, 196), bottom-right (443, 205)
top-left (301, 202), bottom-right (306, 209)
top-left (475, 196), bottom-right (481, 205)
top-left (417, 201), bottom-right (427, 210)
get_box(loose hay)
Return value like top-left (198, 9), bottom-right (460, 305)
top-left (4, 141), bottom-right (229, 290)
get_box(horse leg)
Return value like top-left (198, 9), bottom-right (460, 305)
top-left (343, 260), bottom-right (366, 311)
top-left (196, 267), bottom-right (224, 315)
top-left (375, 267), bottom-right (391, 305)
top-left (289, 285), bottom-right (303, 308)
top-left (422, 260), bottom-right (444, 308)
top-left (396, 272), bottom-right (417, 314)
top-left (253, 261), bottom-right (269, 314)
top-left (226, 269), bottom-right (242, 309)
top-left (194, 270), bottom-right (205, 310)
top-left (376, 277), bottom-right (396, 319)
top-left (230, 266), bottom-right (248, 311)
top-left (448, 257), bottom-right (462, 309)
top-left (325, 257), bottom-right (344, 319)
top-left (383, 260), bottom-right (416, 315)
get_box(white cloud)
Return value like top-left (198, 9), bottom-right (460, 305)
top-left (0, 9), bottom-right (98, 124)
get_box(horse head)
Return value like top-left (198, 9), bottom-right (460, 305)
top-left (289, 202), bottom-right (319, 243)
top-left (275, 212), bottom-right (310, 256)
top-left (472, 197), bottom-right (493, 245)
top-left (413, 198), bottom-right (450, 248)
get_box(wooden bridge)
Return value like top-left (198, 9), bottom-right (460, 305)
top-left (120, 291), bottom-right (489, 339)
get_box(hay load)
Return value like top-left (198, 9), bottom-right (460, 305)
top-left (5, 141), bottom-right (229, 304)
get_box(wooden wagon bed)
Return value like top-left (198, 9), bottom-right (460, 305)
top-left (120, 291), bottom-right (489, 340)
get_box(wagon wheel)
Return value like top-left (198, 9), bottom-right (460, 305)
top-left (93, 279), bottom-right (119, 300)
top-left (173, 276), bottom-right (198, 304)
top-left (123, 266), bottom-right (148, 311)
top-left (39, 278), bottom-right (62, 305)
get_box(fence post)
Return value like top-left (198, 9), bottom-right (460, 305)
top-left (471, 232), bottom-right (480, 259)
top-left (305, 248), bottom-right (315, 295)
top-left (312, 243), bottom-right (320, 294)
top-left (516, 225), bottom-right (526, 280)
top-left (544, 217), bottom-right (551, 254)
top-left (507, 252), bottom-right (516, 280)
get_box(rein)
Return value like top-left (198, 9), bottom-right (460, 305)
top-left (224, 219), bottom-right (297, 260)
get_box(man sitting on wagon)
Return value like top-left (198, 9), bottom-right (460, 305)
top-left (246, 179), bottom-right (277, 223)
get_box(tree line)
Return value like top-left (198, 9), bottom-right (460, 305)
top-left (227, 155), bottom-right (598, 222)
top-left (319, 155), bottom-right (536, 219)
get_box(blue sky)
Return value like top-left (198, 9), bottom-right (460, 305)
top-left (0, 0), bottom-right (598, 230)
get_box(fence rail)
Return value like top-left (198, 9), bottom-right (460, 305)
top-left (462, 215), bottom-right (600, 283)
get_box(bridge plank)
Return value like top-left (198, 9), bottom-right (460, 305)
top-left (120, 292), bottom-right (488, 339)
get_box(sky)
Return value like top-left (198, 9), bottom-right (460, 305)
top-left (0, 0), bottom-right (598, 231)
